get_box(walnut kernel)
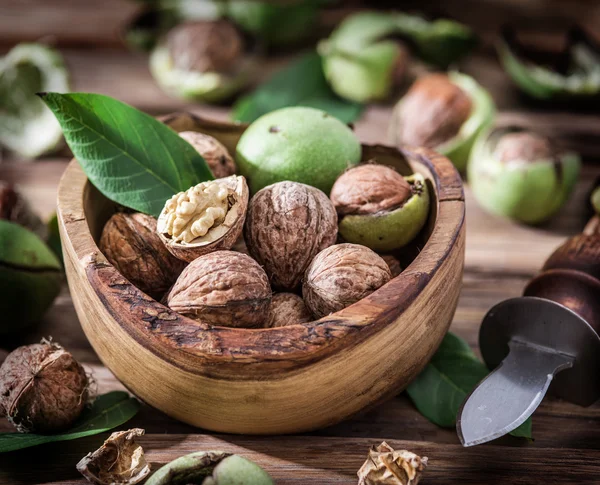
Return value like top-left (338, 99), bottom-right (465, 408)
top-left (357, 441), bottom-right (428, 485)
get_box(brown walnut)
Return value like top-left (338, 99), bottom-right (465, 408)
top-left (330, 164), bottom-right (412, 216)
top-left (381, 254), bottom-right (403, 278)
top-left (179, 131), bottom-right (237, 179)
top-left (0, 181), bottom-right (46, 238)
top-left (264, 293), bottom-right (313, 328)
top-left (0, 341), bottom-right (88, 433)
top-left (167, 250), bottom-right (271, 328)
top-left (244, 181), bottom-right (338, 291)
top-left (494, 131), bottom-right (555, 164)
top-left (100, 212), bottom-right (186, 299)
top-left (303, 243), bottom-right (392, 318)
top-left (166, 20), bottom-right (244, 73)
top-left (392, 73), bottom-right (472, 148)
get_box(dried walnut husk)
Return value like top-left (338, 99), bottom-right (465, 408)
top-left (0, 341), bottom-right (88, 433)
top-left (100, 212), bottom-right (186, 300)
top-left (392, 73), bottom-right (472, 148)
top-left (358, 442), bottom-right (428, 485)
top-left (265, 293), bottom-right (313, 328)
top-left (303, 243), bottom-right (392, 318)
top-left (0, 181), bottom-right (46, 239)
top-left (179, 131), bottom-right (237, 179)
top-left (167, 250), bottom-right (271, 328)
top-left (157, 175), bottom-right (248, 262)
top-left (77, 428), bottom-right (150, 485)
top-left (244, 181), bottom-right (338, 291)
top-left (330, 164), bottom-right (430, 251)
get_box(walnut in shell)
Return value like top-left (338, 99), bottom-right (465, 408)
top-left (303, 244), bottom-right (392, 318)
top-left (357, 441), bottom-right (428, 485)
top-left (0, 341), bottom-right (88, 433)
top-left (100, 212), bottom-right (186, 299)
top-left (179, 131), bottom-right (237, 179)
top-left (167, 250), bottom-right (271, 328)
top-left (157, 175), bottom-right (249, 262)
top-left (265, 293), bottom-right (313, 328)
top-left (77, 428), bottom-right (150, 485)
top-left (381, 254), bottom-right (403, 278)
top-left (392, 73), bottom-right (472, 148)
top-left (244, 181), bottom-right (338, 291)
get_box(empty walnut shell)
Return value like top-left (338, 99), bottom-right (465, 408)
top-left (157, 175), bottom-right (249, 262)
top-left (179, 131), bottom-right (237, 179)
top-left (167, 250), bottom-right (271, 328)
top-left (244, 181), bottom-right (338, 291)
top-left (0, 341), bottom-right (88, 433)
top-left (264, 293), bottom-right (313, 328)
top-left (303, 243), bottom-right (392, 318)
top-left (100, 212), bottom-right (186, 299)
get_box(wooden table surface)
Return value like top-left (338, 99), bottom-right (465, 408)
top-left (1, 1), bottom-right (600, 483)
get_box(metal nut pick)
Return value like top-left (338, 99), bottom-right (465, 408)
top-left (456, 297), bottom-right (600, 447)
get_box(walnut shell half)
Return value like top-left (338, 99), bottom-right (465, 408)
top-left (157, 175), bottom-right (249, 262)
top-left (167, 250), bottom-right (271, 328)
top-left (244, 181), bottom-right (338, 291)
top-left (303, 243), bottom-right (392, 318)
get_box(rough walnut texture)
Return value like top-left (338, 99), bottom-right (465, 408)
top-left (357, 441), bottom-right (428, 485)
top-left (494, 132), bottom-right (555, 164)
top-left (167, 250), bottom-right (271, 328)
top-left (265, 293), bottom-right (313, 328)
top-left (179, 131), bottom-right (237, 179)
top-left (0, 342), bottom-right (88, 433)
top-left (303, 244), bottom-right (392, 318)
top-left (99, 213), bottom-right (186, 300)
top-left (330, 164), bottom-right (412, 216)
top-left (77, 429), bottom-right (150, 485)
top-left (166, 20), bottom-right (243, 73)
top-left (393, 74), bottom-right (472, 148)
top-left (381, 254), bottom-right (403, 278)
top-left (244, 182), bottom-right (338, 291)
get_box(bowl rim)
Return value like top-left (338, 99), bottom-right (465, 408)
top-left (57, 112), bottom-right (464, 377)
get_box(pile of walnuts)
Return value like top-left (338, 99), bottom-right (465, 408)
top-left (99, 133), bottom-right (423, 329)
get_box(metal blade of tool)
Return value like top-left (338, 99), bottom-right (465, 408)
top-left (457, 339), bottom-right (574, 447)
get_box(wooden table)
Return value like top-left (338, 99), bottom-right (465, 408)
top-left (1, 1), bottom-right (600, 483)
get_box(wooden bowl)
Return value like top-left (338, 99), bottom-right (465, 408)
top-left (57, 112), bottom-right (465, 434)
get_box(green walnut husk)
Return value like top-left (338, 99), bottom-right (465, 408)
top-left (468, 127), bottom-right (581, 224)
top-left (498, 26), bottom-right (600, 100)
top-left (338, 173), bottom-right (430, 251)
top-left (0, 220), bottom-right (62, 334)
top-left (0, 43), bottom-right (70, 158)
top-left (150, 20), bottom-right (257, 103)
top-left (389, 72), bottom-right (495, 173)
top-left (318, 11), bottom-right (476, 103)
top-left (223, 0), bottom-right (320, 47)
top-left (146, 451), bottom-right (274, 485)
top-left (592, 186), bottom-right (600, 214)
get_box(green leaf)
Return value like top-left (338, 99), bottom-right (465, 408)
top-left (0, 391), bottom-right (140, 453)
top-left (39, 92), bottom-right (213, 217)
top-left (231, 51), bottom-right (363, 124)
top-left (406, 332), bottom-right (532, 440)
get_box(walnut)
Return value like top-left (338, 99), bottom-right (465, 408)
top-left (265, 293), bottom-right (313, 328)
top-left (303, 243), bottom-right (391, 318)
top-left (330, 164), bottom-right (412, 216)
top-left (0, 341), bottom-right (88, 433)
top-left (0, 181), bottom-right (46, 239)
top-left (381, 254), bottom-right (402, 278)
top-left (167, 250), bottom-right (271, 328)
top-left (77, 429), bottom-right (150, 485)
top-left (392, 73), bottom-right (472, 148)
top-left (179, 131), bottom-right (237, 179)
top-left (100, 212), bottom-right (186, 300)
top-left (494, 131), bottom-right (554, 164)
top-left (357, 442), bottom-right (428, 485)
top-left (157, 175), bottom-right (249, 262)
top-left (166, 20), bottom-right (244, 73)
top-left (244, 181), bottom-right (338, 291)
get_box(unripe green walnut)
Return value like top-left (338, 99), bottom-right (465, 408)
top-left (146, 451), bottom-right (274, 485)
top-left (468, 127), bottom-right (580, 224)
top-left (236, 107), bottom-right (361, 194)
top-left (330, 164), bottom-right (430, 251)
